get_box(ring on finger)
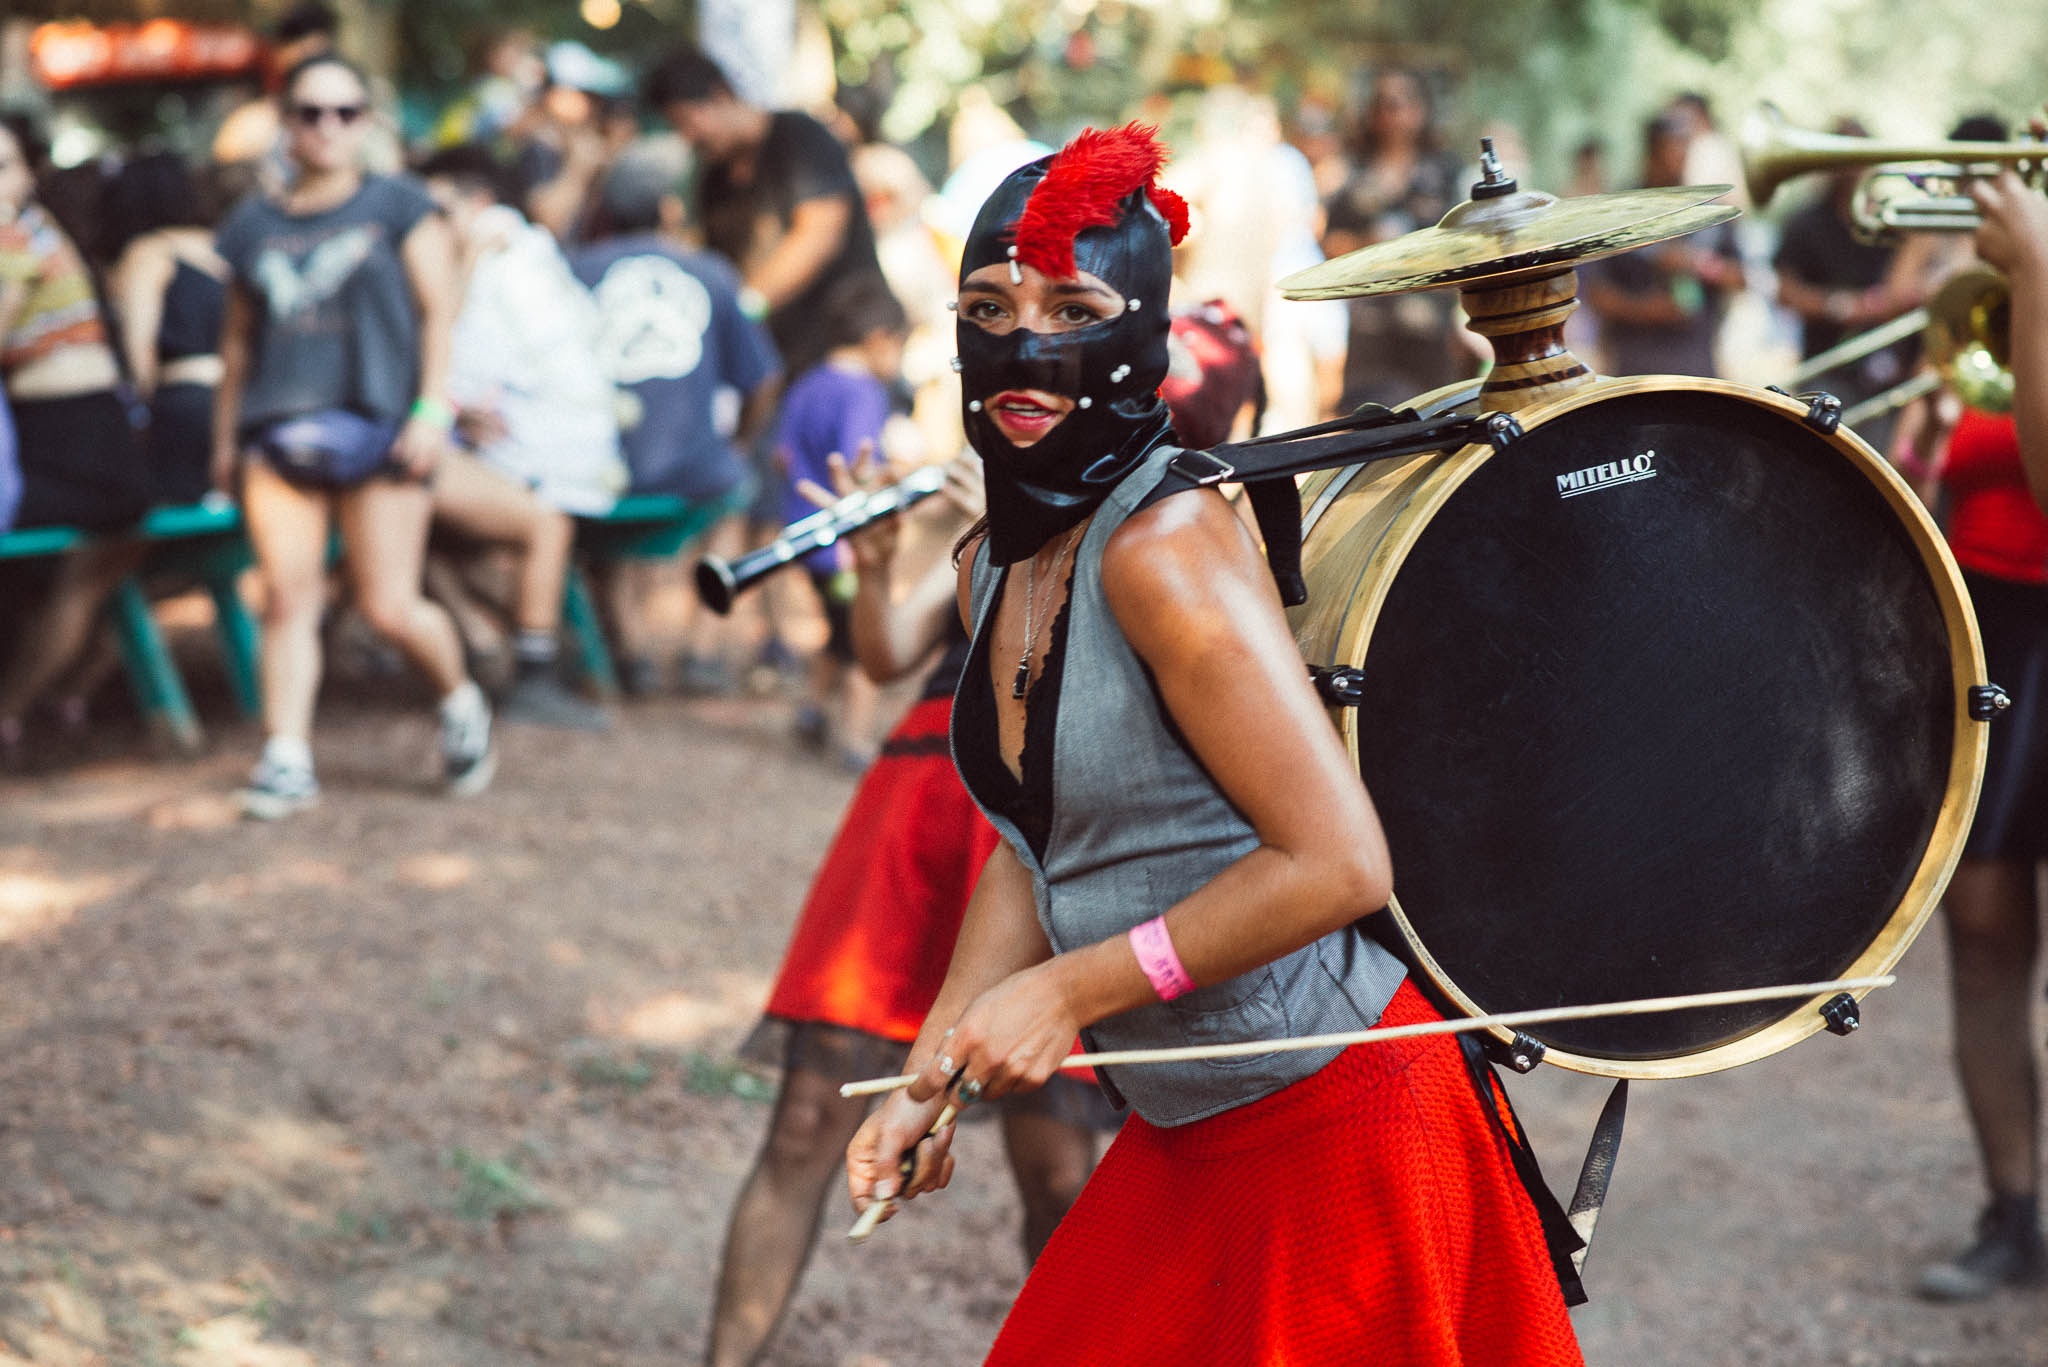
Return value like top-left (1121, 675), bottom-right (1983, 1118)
top-left (957, 1078), bottom-right (984, 1104)
top-left (937, 1054), bottom-right (956, 1076)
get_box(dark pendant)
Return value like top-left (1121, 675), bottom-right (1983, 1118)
top-left (1012, 658), bottom-right (1031, 699)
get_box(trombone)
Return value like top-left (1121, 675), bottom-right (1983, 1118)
top-left (1746, 106), bottom-right (2039, 418)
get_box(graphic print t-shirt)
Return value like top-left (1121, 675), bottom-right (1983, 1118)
top-left (214, 176), bottom-right (435, 430)
top-left (570, 234), bottom-right (781, 502)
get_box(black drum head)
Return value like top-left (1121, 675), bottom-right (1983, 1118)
top-left (1357, 389), bottom-right (1955, 1062)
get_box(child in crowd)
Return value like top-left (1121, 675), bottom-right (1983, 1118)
top-left (770, 279), bottom-right (909, 766)
top-left (569, 138), bottom-right (782, 695)
top-left (0, 387), bottom-right (16, 534)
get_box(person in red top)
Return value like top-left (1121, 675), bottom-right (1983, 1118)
top-left (1970, 115), bottom-right (2048, 508)
top-left (1912, 102), bottom-right (2048, 1300)
top-left (1916, 401), bottom-right (2048, 1300)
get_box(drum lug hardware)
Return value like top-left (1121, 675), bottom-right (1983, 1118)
top-left (1309, 665), bottom-right (1367, 708)
top-left (1819, 992), bottom-right (1861, 1037)
top-left (1798, 391), bottom-right (1843, 434)
top-left (1478, 412), bottom-right (1524, 448)
top-left (1486, 1031), bottom-right (1546, 1073)
top-left (1970, 684), bottom-right (2012, 721)
top-left (1765, 385), bottom-right (1844, 434)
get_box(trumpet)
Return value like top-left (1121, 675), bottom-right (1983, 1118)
top-left (1750, 106), bottom-right (2037, 419)
top-left (694, 464), bottom-right (949, 615)
top-left (1741, 104), bottom-right (2046, 237)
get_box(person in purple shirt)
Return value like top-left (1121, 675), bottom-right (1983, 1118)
top-left (771, 278), bottom-right (908, 763)
top-left (0, 388), bottom-right (18, 533)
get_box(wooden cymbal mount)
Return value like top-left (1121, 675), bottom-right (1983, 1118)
top-left (1460, 267), bottom-right (1597, 412)
top-left (1277, 137), bottom-right (1741, 415)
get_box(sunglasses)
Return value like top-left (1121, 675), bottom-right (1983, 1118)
top-left (289, 103), bottom-right (366, 129)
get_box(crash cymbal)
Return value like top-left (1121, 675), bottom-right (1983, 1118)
top-left (1280, 184), bottom-right (1738, 300)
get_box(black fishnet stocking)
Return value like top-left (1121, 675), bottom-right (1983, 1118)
top-left (704, 1050), bottom-right (1106, 1365)
top-left (1002, 1107), bottom-right (1098, 1262)
top-left (705, 1064), bottom-right (868, 1367)
top-left (1942, 859), bottom-right (2043, 1200)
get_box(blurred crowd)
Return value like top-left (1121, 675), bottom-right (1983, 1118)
top-left (5, 0), bottom-right (2048, 1335)
top-left (0, 3), bottom-right (2010, 801)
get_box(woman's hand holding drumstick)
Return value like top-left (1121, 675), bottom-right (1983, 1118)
top-left (843, 844), bottom-right (1071, 1239)
top-left (846, 1101), bottom-right (958, 1242)
top-left (845, 1027), bottom-right (972, 1240)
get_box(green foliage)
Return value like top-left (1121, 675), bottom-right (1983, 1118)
top-left (327, 1207), bottom-right (398, 1243)
top-left (807, 0), bottom-right (1775, 185)
top-left (1646, 0), bottom-right (1751, 60)
top-left (366, 0), bottom-right (683, 92)
top-left (444, 1147), bottom-right (548, 1222)
top-left (806, 0), bottom-right (2045, 205)
top-left (571, 1052), bottom-right (656, 1091)
top-left (681, 1051), bottom-right (777, 1102)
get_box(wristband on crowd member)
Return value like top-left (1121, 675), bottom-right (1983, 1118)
top-left (737, 285), bottom-right (770, 322)
top-left (1128, 916), bottom-right (1195, 1002)
top-left (411, 396), bottom-right (456, 431)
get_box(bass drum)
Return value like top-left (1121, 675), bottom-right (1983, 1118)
top-left (1292, 377), bottom-right (1990, 1078)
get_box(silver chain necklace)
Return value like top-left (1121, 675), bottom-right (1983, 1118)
top-left (1013, 523), bottom-right (1086, 700)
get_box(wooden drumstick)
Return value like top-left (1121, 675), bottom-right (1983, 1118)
top-left (837, 975), bottom-right (1896, 1099)
top-left (847, 1103), bottom-right (958, 1242)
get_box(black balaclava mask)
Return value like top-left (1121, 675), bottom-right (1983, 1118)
top-left (958, 126), bottom-right (1186, 564)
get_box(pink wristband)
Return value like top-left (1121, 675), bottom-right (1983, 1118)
top-left (1128, 916), bottom-right (1195, 1001)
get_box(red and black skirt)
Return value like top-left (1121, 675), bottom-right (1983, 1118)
top-left (761, 696), bottom-right (995, 1043)
top-left (751, 695), bottom-right (1117, 1129)
top-left (983, 978), bottom-right (1584, 1365)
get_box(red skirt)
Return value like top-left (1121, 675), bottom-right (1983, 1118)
top-left (984, 979), bottom-right (1584, 1366)
top-left (763, 696), bottom-right (1002, 1043)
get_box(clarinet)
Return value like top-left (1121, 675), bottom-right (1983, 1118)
top-left (694, 464), bottom-right (951, 615)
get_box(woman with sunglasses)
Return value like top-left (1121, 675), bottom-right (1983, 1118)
top-left (213, 54), bottom-right (493, 817)
top-left (843, 125), bottom-right (1582, 1364)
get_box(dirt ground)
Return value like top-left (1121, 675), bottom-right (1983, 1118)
top-left (3, 618), bottom-right (2048, 1366)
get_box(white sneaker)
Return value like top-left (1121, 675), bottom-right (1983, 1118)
top-left (238, 757), bottom-right (321, 820)
top-left (440, 689), bottom-right (497, 797)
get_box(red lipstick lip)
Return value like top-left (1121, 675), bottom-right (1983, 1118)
top-left (989, 390), bottom-right (1053, 412)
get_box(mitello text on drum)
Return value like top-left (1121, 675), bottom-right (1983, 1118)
top-left (1557, 452), bottom-right (1659, 499)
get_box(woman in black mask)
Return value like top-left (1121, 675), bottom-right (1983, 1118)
top-left (845, 125), bottom-right (1581, 1364)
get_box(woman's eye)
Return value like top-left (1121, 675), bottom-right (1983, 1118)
top-left (964, 299), bottom-right (1006, 321)
top-left (1055, 304), bottom-right (1102, 326)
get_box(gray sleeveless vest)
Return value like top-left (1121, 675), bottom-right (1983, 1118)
top-left (955, 444), bottom-right (1407, 1127)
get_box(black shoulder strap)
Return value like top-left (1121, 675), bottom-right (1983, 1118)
top-left (1137, 406), bottom-right (1523, 606)
top-left (1365, 915), bottom-right (1609, 1307)
top-left (1456, 1034), bottom-right (1596, 1308)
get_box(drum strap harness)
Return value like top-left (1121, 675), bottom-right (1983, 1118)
top-left (1141, 402), bottom-right (1649, 1305)
top-left (1372, 920), bottom-right (1626, 1308)
top-left (1137, 404), bottom-right (1525, 606)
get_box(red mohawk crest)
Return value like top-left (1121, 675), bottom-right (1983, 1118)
top-left (1011, 122), bottom-right (1190, 280)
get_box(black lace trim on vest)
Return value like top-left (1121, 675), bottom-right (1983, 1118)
top-left (955, 563), bottom-right (1073, 863)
